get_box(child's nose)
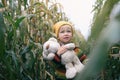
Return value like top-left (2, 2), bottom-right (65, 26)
top-left (64, 32), bottom-right (68, 35)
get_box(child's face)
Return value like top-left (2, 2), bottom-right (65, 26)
top-left (58, 25), bottom-right (72, 44)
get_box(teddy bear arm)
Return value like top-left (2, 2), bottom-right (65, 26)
top-left (47, 52), bottom-right (55, 60)
top-left (65, 43), bottom-right (75, 50)
top-left (42, 51), bottom-right (48, 59)
top-left (42, 51), bottom-right (55, 60)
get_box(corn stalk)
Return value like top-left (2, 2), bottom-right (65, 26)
top-left (0, 0), bottom-right (69, 80)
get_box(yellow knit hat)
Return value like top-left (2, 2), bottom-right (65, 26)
top-left (53, 21), bottom-right (73, 37)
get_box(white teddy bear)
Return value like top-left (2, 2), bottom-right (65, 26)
top-left (42, 37), bottom-right (60, 60)
top-left (42, 37), bottom-right (84, 79)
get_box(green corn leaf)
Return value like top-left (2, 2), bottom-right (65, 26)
top-left (14, 16), bottom-right (25, 29)
top-left (0, 13), bottom-right (5, 59)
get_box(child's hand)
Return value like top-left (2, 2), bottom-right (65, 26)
top-left (57, 46), bottom-right (67, 56)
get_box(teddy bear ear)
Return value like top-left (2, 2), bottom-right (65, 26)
top-left (50, 32), bottom-right (57, 38)
top-left (46, 44), bottom-right (49, 49)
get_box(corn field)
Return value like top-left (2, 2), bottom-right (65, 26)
top-left (0, 0), bottom-right (120, 80)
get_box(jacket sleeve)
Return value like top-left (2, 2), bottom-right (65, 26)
top-left (74, 47), bottom-right (87, 63)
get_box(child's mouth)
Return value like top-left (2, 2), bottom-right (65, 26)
top-left (64, 37), bottom-right (69, 40)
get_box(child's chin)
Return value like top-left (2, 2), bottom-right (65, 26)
top-left (63, 41), bottom-right (70, 43)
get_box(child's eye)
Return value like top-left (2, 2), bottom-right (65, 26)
top-left (67, 30), bottom-right (71, 32)
top-left (60, 31), bottom-right (64, 33)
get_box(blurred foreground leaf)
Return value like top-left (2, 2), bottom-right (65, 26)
top-left (74, 2), bottom-right (120, 80)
